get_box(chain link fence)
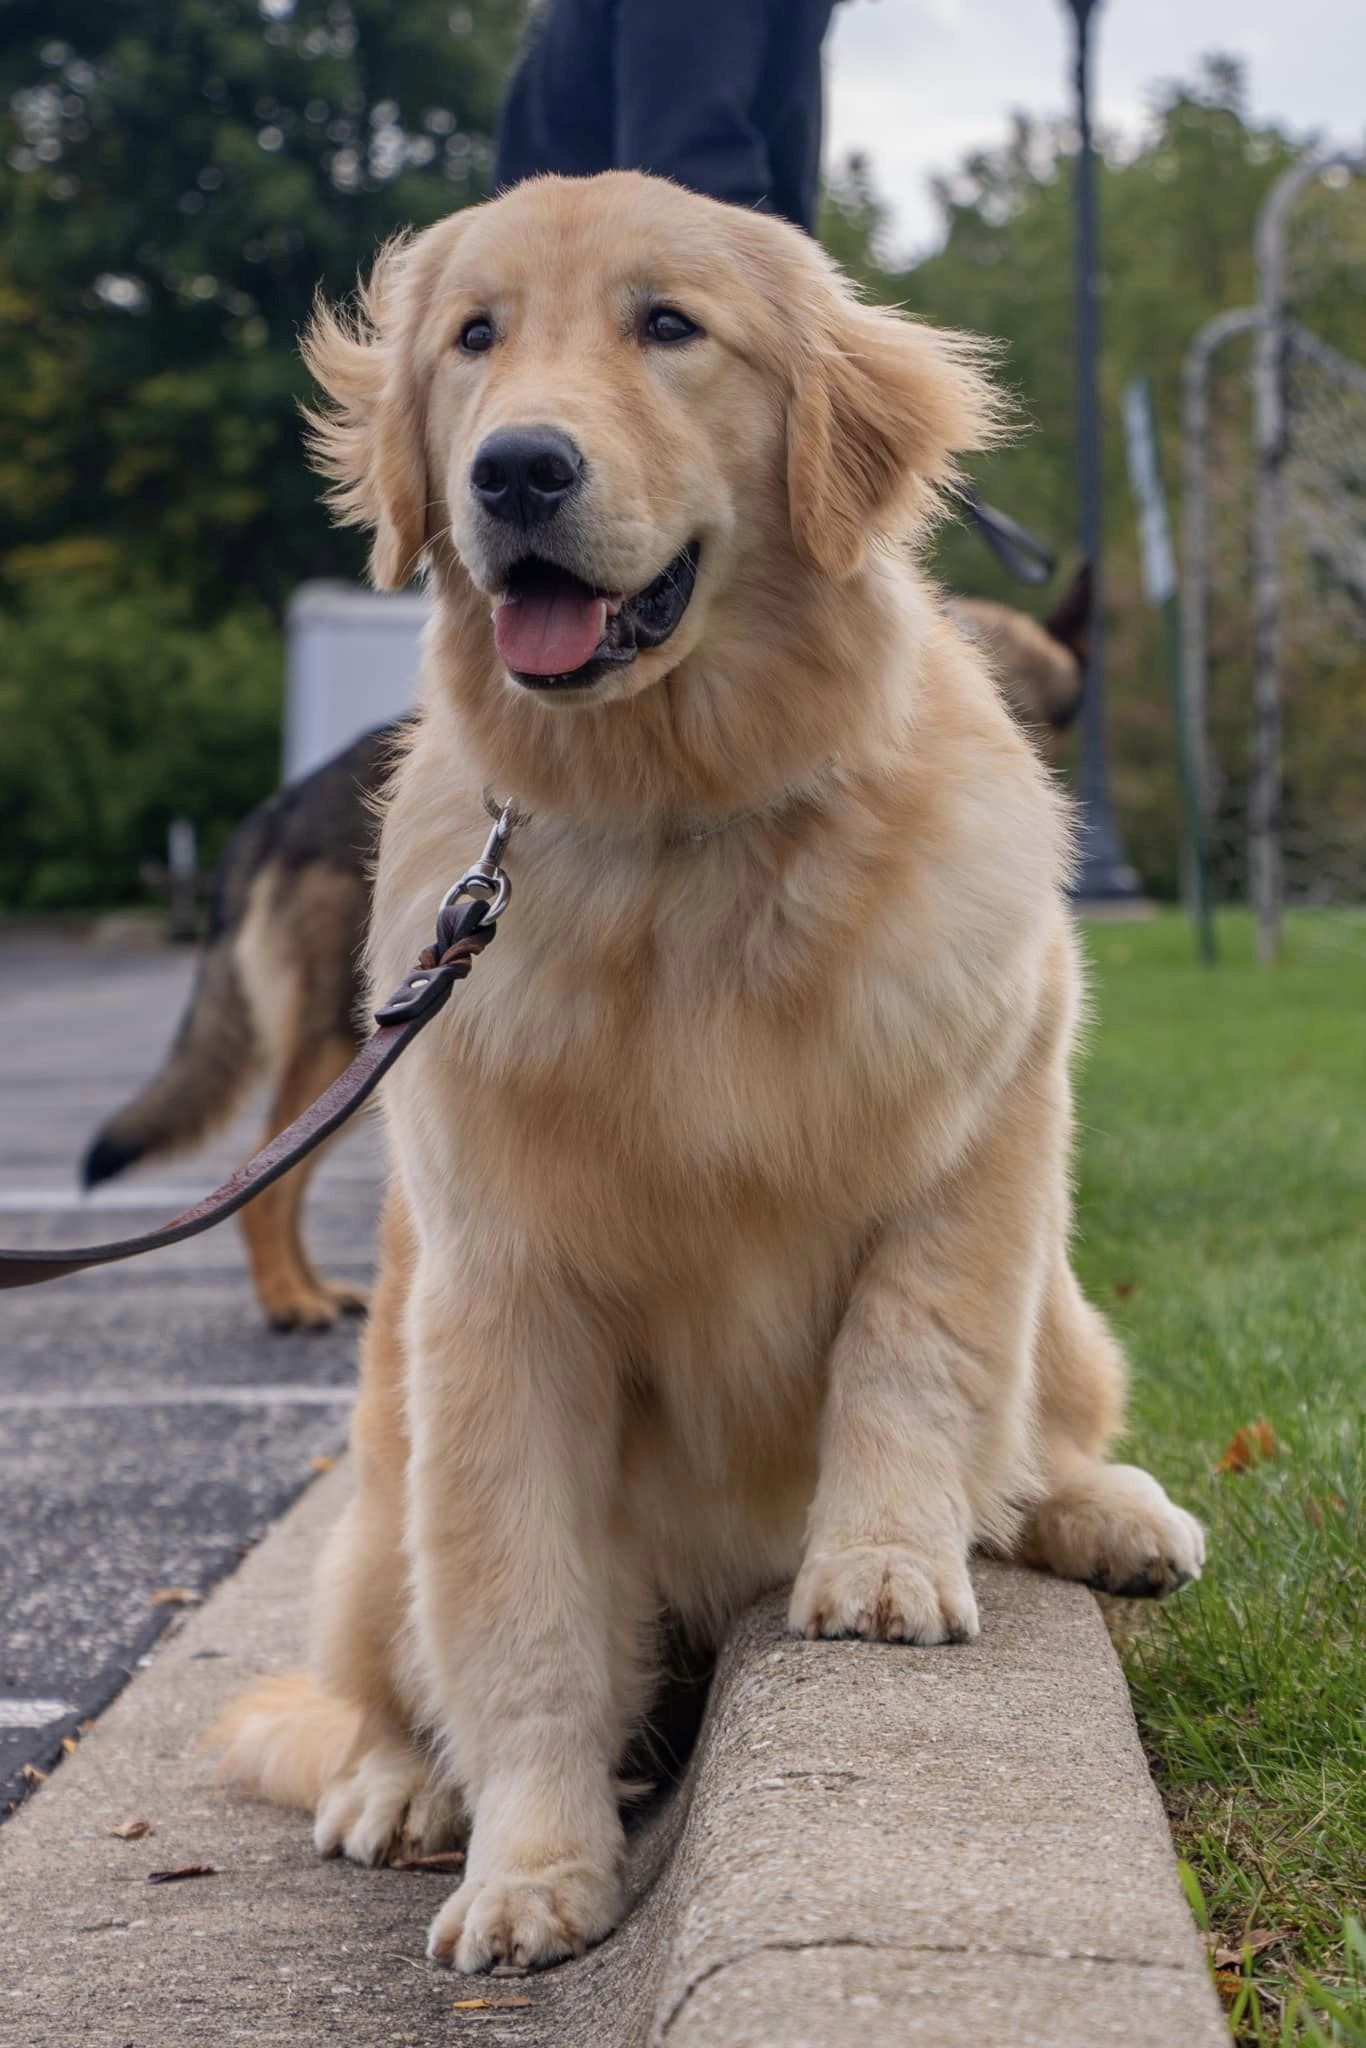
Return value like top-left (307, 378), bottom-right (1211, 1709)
top-left (1182, 153), bottom-right (1366, 961)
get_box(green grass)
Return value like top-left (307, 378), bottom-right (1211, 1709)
top-left (1074, 913), bottom-right (1366, 2045)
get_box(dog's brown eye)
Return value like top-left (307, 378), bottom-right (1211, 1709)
top-left (644, 306), bottom-right (701, 346)
top-left (458, 316), bottom-right (495, 354)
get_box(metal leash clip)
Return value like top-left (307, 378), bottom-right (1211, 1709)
top-left (439, 788), bottom-right (528, 925)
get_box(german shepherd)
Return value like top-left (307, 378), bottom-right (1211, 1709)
top-left (82, 570), bottom-right (1088, 1331)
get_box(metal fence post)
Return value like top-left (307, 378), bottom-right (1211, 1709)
top-left (1179, 306), bottom-right (1262, 848)
top-left (1061, 0), bottom-right (1142, 904)
top-left (166, 817), bottom-right (199, 943)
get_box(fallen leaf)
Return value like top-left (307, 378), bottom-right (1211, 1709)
top-left (149, 1586), bottom-right (202, 1607)
top-left (452, 1997), bottom-right (535, 2011)
top-left (108, 1818), bottom-right (152, 1841)
top-left (146, 1864), bottom-right (217, 1885)
top-left (1211, 1928), bottom-right (1283, 1969)
top-left (1215, 1419), bottom-right (1279, 1474)
top-left (21, 1762), bottom-right (46, 1787)
top-left (392, 1849), bottom-right (466, 1872)
top-left (61, 1735), bottom-right (79, 1755)
top-left (309, 1454), bottom-right (337, 1474)
top-left (1113, 1280), bottom-right (1137, 1300)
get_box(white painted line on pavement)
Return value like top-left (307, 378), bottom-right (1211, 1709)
top-left (0, 1385), bottom-right (355, 1412)
top-left (0, 1698), bottom-right (79, 1727)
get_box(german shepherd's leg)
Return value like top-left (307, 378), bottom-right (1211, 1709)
top-left (240, 1031), bottom-right (369, 1330)
top-left (408, 1256), bottom-right (642, 1974)
top-left (1016, 1253), bottom-right (1205, 1596)
top-left (312, 1189), bottom-right (466, 1864)
top-left (789, 1060), bottom-right (1058, 1649)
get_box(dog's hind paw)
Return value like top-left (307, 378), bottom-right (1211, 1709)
top-left (262, 1274), bottom-right (368, 1333)
top-left (322, 1276), bottom-right (370, 1318)
top-left (427, 1864), bottom-right (621, 1973)
top-left (266, 1286), bottom-right (347, 1333)
top-left (314, 1739), bottom-right (464, 1867)
top-left (1023, 1461), bottom-right (1205, 1597)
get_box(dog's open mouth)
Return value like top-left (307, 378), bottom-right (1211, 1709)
top-left (492, 542), bottom-right (700, 691)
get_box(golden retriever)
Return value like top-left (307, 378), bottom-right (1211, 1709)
top-left (217, 171), bottom-right (1203, 1975)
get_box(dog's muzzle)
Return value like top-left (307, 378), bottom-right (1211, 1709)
top-left (491, 542), bottom-right (701, 692)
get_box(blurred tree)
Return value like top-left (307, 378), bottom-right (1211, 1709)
top-left (817, 149), bottom-right (892, 290)
top-left (0, 0), bottom-right (522, 617)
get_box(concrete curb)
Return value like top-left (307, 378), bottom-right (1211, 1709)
top-left (0, 1463), bottom-right (1227, 2047)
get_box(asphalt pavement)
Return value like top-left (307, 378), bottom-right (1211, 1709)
top-left (0, 927), bottom-right (380, 1815)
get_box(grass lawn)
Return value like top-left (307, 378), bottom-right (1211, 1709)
top-left (1075, 912), bottom-right (1366, 2046)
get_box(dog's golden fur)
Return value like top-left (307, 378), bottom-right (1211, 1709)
top-left (216, 173), bottom-right (1202, 1973)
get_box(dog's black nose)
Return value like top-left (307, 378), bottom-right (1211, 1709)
top-left (469, 427), bottom-right (584, 528)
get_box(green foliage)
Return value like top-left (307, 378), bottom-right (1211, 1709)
top-left (0, 574), bottom-right (282, 907)
top-left (1078, 914), bottom-right (1366, 2042)
top-left (0, 0), bottom-right (521, 617)
top-left (0, 0), bottom-right (522, 907)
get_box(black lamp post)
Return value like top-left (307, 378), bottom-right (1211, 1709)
top-left (1063, 0), bottom-right (1141, 903)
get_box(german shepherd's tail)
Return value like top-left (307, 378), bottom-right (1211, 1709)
top-left (81, 937), bottom-right (258, 1187)
top-left (81, 721), bottom-right (398, 1196)
top-left (208, 1672), bottom-right (362, 1810)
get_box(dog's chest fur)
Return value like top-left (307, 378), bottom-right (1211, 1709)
top-left (375, 721), bottom-right (1058, 1277)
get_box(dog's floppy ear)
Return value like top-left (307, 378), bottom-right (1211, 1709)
top-left (302, 236), bottom-right (429, 590)
top-left (787, 277), bottom-right (1004, 580)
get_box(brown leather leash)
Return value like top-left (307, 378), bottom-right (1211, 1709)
top-left (0, 799), bottom-right (524, 1292)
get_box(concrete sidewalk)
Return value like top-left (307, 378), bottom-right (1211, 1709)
top-left (0, 1461), bottom-right (1227, 2048)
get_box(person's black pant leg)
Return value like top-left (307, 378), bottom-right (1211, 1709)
top-left (755, 0), bottom-right (838, 235)
top-left (612, 0), bottom-right (771, 215)
top-left (494, 0), bottom-right (616, 189)
top-left (495, 0), bottom-right (837, 235)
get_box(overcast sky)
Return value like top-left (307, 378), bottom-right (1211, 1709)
top-left (824, 0), bottom-right (1365, 260)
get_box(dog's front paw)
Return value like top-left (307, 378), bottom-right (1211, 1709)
top-left (1024, 1462), bottom-right (1206, 1597)
top-left (426, 1863), bottom-right (621, 1974)
top-left (788, 1541), bottom-right (979, 1645)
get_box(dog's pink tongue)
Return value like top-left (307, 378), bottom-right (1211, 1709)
top-left (493, 587), bottom-right (606, 676)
